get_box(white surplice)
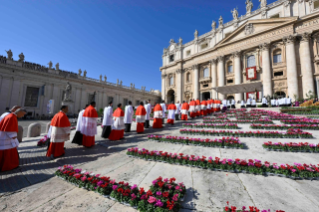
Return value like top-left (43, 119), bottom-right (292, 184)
top-left (175, 103), bottom-right (181, 114)
top-left (124, 105), bottom-right (134, 124)
top-left (102, 106), bottom-right (113, 126)
top-left (76, 109), bottom-right (85, 131)
top-left (145, 103), bottom-right (152, 120)
top-left (0, 112), bottom-right (10, 123)
top-left (160, 103), bottom-right (167, 118)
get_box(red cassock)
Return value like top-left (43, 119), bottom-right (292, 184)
top-left (195, 100), bottom-right (200, 116)
top-left (0, 113), bottom-right (19, 171)
top-left (167, 104), bottom-right (177, 125)
top-left (181, 103), bottom-right (189, 121)
top-left (135, 106), bottom-right (146, 133)
top-left (189, 101), bottom-right (196, 118)
top-left (81, 106), bottom-right (98, 147)
top-left (109, 108), bottom-right (125, 140)
top-left (200, 100), bottom-right (207, 116)
top-left (152, 104), bottom-right (163, 129)
top-left (207, 100), bottom-right (212, 114)
top-left (46, 111), bottom-right (71, 158)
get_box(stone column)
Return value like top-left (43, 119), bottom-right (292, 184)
top-left (283, 35), bottom-right (299, 100)
top-left (193, 64), bottom-right (199, 99)
top-left (210, 59), bottom-right (217, 99)
top-left (299, 32), bottom-right (315, 98)
top-left (260, 43), bottom-right (272, 97)
top-left (176, 69), bottom-right (182, 102)
top-left (161, 74), bottom-right (167, 101)
top-left (217, 56), bottom-right (225, 100)
top-left (233, 51), bottom-right (242, 102)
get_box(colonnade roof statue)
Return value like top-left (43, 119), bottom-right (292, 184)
top-left (0, 49), bottom-right (158, 95)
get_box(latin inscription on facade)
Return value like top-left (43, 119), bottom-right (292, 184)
top-left (220, 26), bottom-right (293, 53)
top-left (295, 17), bottom-right (319, 32)
top-left (24, 87), bottom-right (40, 107)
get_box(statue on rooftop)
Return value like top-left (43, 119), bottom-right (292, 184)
top-left (18, 52), bottom-right (24, 62)
top-left (194, 30), bottom-right (198, 39)
top-left (259, 0), bottom-right (267, 8)
top-left (219, 16), bottom-right (223, 27)
top-left (48, 61), bottom-right (53, 69)
top-left (104, 75), bottom-right (107, 82)
top-left (5, 49), bottom-right (13, 60)
top-left (78, 69), bottom-right (82, 76)
top-left (246, 0), bottom-right (253, 14)
top-left (211, 21), bottom-right (216, 31)
top-left (231, 8), bottom-right (238, 20)
top-left (83, 70), bottom-right (87, 77)
top-left (55, 63), bottom-right (59, 71)
top-left (179, 37), bottom-right (183, 44)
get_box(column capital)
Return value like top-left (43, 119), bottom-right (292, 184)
top-left (232, 51), bottom-right (241, 58)
top-left (259, 42), bottom-right (270, 51)
top-left (300, 32), bottom-right (312, 42)
top-left (176, 69), bottom-right (182, 74)
top-left (209, 58), bottom-right (217, 64)
top-left (283, 34), bottom-right (297, 45)
top-left (192, 64), bottom-right (199, 70)
top-left (161, 74), bottom-right (167, 78)
top-left (217, 56), bottom-right (224, 62)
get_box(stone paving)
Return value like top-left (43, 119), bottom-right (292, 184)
top-left (1, 110), bottom-right (319, 212)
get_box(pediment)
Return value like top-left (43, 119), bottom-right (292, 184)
top-left (216, 17), bottom-right (298, 47)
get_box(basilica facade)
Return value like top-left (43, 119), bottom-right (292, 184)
top-left (0, 52), bottom-right (160, 117)
top-left (160, 0), bottom-right (319, 103)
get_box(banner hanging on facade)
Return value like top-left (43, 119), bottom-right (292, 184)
top-left (246, 66), bottom-right (257, 80)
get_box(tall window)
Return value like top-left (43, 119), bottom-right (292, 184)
top-left (186, 72), bottom-right (191, 82)
top-left (203, 68), bottom-right (209, 78)
top-left (169, 76), bottom-right (174, 86)
top-left (247, 55), bottom-right (256, 67)
top-left (169, 55), bottom-right (174, 62)
top-left (227, 62), bottom-right (233, 73)
top-left (273, 50), bottom-right (282, 63)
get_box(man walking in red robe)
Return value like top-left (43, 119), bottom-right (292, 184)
top-left (81, 102), bottom-right (98, 148)
top-left (109, 104), bottom-right (125, 140)
top-left (46, 106), bottom-right (71, 159)
top-left (135, 102), bottom-right (147, 133)
top-left (0, 108), bottom-right (26, 171)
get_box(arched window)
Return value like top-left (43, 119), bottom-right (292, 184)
top-left (227, 62), bottom-right (233, 73)
top-left (203, 68), bottom-right (209, 78)
top-left (169, 76), bottom-right (174, 86)
top-left (186, 72), bottom-right (191, 82)
top-left (247, 55), bottom-right (256, 67)
top-left (273, 50), bottom-right (282, 63)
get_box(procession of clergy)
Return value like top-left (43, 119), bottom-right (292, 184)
top-left (0, 95), bottom-right (292, 172)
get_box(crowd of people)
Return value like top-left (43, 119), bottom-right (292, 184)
top-left (0, 95), bottom-right (296, 172)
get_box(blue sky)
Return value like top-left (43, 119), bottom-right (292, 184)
top-left (1, 0), bottom-right (277, 91)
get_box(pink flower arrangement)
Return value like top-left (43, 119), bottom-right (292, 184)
top-left (55, 165), bottom-right (186, 210)
top-left (127, 148), bottom-right (319, 180)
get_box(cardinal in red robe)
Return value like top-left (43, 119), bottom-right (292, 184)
top-left (200, 100), bottom-right (207, 116)
top-left (152, 103), bottom-right (163, 129)
top-left (167, 103), bottom-right (177, 125)
top-left (195, 99), bottom-right (200, 117)
top-left (109, 104), bottom-right (125, 140)
top-left (189, 100), bottom-right (196, 118)
top-left (46, 106), bottom-right (71, 158)
top-left (0, 108), bottom-right (26, 171)
top-left (81, 102), bottom-right (98, 147)
top-left (181, 101), bottom-right (189, 121)
top-left (135, 102), bottom-right (147, 133)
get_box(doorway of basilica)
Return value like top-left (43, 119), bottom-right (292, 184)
top-left (201, 92), bottom-right (210, 100)
top-left (167, 89), bottom-right (175, 103)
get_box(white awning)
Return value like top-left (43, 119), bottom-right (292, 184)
top-left (212, 81), bottom-right (262, 94)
